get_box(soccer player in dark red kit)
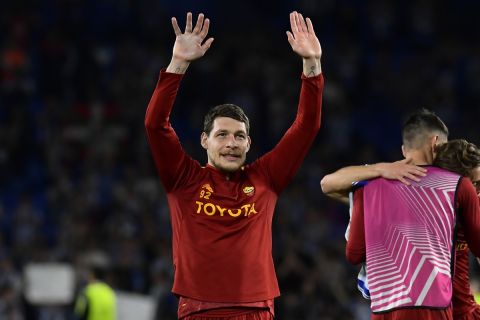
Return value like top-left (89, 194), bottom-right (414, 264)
top-left (144, 11), bottom-right (324, 319)
top-left (440, 149), bottom-right (480, 320)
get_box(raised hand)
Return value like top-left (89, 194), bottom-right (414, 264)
top-left (286, 11), bottom-right (321, 60)
top-left (286, 12), bottom-right (322, 77)
top-left (167, 12), bottom-right (214, 74)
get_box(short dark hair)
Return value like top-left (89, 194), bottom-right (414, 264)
top-left (402, 109), bottom-right (449, 149)
top-left (203, 104), bottom-right (250, 135)
top-left (91, 266), bottom-right (107, 281)
top-left (433, 139), bottom-right (480, 178)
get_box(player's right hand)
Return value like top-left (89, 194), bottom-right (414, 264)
top-left (171, 12), bottom-right (214, 63)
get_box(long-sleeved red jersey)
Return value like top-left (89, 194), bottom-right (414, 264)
top-left (145, 70), bottom-right (324, 303)
top-left (452, 226), bottom-right (480, 319)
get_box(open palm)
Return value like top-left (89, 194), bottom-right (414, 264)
top-left (171, 12), bottom-right (214, 62)
top-left (286, 12), bottom-right (322, 60)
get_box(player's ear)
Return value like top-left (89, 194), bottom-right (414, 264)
top-left (246, 136), bottom-right (251, 153)
top-left (201, 132), bottom-right (208, 150)
top-left (401, 144), bottom-right (406, 158)
top-left (431, 135), bottom-right (439, 148)
top-left (430, 135), bottom-right (442, 155)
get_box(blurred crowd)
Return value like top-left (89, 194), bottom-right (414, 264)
top-left (1, 0), bottom-right (480, 319)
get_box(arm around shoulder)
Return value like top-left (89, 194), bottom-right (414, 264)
top-left (321, 164), bottom-right (377, 198)
top-left (321, 160), bottom-right (427, 199)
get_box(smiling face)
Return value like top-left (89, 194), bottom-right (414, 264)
top-left (201, 117), bottom-right (251, 173)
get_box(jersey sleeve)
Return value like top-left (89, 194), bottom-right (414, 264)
top-left (346, 187), bottom-right (366, 265)
top-left (73, 291), bottom-right (88, 320)
top-left (457, 177), bottom-right (480, 257)
top-left (144, 70), bottom-right (200, 192)
top-left (255, 73), bottom-right (324, 194)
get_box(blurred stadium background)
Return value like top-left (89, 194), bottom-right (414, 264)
top-left (1, 0), bottom-right (480, 319)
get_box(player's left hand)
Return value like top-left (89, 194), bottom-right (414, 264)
top-left (286, 11), bottom-right (322, 60)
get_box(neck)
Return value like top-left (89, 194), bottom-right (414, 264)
top-left (405, 149), bottom-right (433, 166)
top-left (207, 163), bottom-right (237, 179)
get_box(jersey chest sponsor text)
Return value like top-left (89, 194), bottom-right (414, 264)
top-left (195, 201), bottom-right (258, 218)
top-left (193, 183), bottom-right (258, 218)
